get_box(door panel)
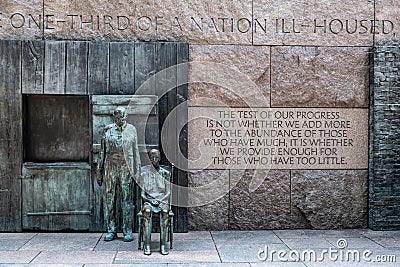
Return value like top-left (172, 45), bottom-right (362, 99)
top-left (21, 163), bottom-right (91, 231)
top-left (0, 40), bottom-right (22, 232)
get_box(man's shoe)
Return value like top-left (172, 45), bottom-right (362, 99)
top-left (144, 245), bottom-right (151, 255)
top-left (104, 232), bottom-right (116, 241)
top-left (160, 245), bottom-right (169, 255)
top-left (123, 233), bottom-right (133, 242)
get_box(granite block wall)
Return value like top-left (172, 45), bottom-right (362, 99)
top-left (369, 45), bottom-right (400, 230)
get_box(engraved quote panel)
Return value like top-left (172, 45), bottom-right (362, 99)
top-left (189, 107), bottom-right (368, 170)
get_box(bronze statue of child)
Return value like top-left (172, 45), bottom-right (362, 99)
top-left (139, 149), bottom-right (171, 255)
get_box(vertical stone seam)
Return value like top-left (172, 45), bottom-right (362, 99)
top-left (18, 40), bottom-right (23, 231)
top-left (134, 43), bottom-right (137, 92)
top-left (42, 0), bottom-right (45, 40)
top-left (42, 41), bottom-right (45, 94)
top-left (368, 47), bottom-right (375, 228)
top-left (107, 42), bottom-right (111, 94)
top-left (373, 0), bottom-right (376, 47)
top-left (19, 41), bottom-right (23, 95)
top-left (64, 42), bottom-right (67, 94)
top-left (227, 169), bottom-right (231, 229)
top-left (85, 42), bottom-right (89, 95)
top-left (251, 0), bottom-right (254, 46)
top-left (269, 46), bottom-right (272, 107)
top-left (289, 169), bottom-right (292, 229)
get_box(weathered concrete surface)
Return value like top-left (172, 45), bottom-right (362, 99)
top-left (291, 170), bottom-right (368, 229)
top-left (375, 0), bottom-right (400, 43)
top-left (189, 45), bottom-right (270, 107)
top-left (0, 0), bottom-right (43, 40)
top-left (229, 170), bottom-right (291, 230)
top-left (271, 46), bottom-right (370, 107)
top-left (43, 0), bottom-right (252, 44)
top-left (187, 170), bottom-right (230, 230)
top-left (253, 0), bottom-right (374, 46)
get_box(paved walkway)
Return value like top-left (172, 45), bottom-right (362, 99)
top-left (0, 229), bottom-right (399, 266)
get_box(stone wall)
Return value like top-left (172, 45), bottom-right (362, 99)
top-left (0, 0), bottom-right (399, 230)
top-left (0, 0), bottom-right (398, 45)
top-left (188, 46), bottom-right (370, 230)
top-left (369, 45), bottom-right (400, 230)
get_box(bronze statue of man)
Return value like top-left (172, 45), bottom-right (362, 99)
top-left (140, 149), bottom-right (171, 255)
top-left (97, 107), bottom-right (141, 242)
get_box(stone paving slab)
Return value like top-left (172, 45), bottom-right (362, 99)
top-left (31, 251), bottom-right (117, 264)
top-left (0, 265), bottom-right (83, 267)
top-left (279, 238), bottom-right (333, 250)
top-left (251, 263), bottom-right (307, 267)
top-left (324, 237), bottom-right (384, 249)
top-left (274, 229), bottom-right (370, 239)
top-left (0, 251), bottom-right (40, 264)
top-left (169, 264), bottom-right (251, 267)
top-left (0, 230), bottom-right (399, 265)
top-left (211, 231), bottom-right (282, 247)
top-left (362, 230), bottom-right (400, 249)
top-left (272, 230), bottom-right (326, 239)
top-left (320, 229), bottom-right (372, 238)
top-left (173, 231), bottom-right (213, 240)
top-left (94, 234), bottom-right (140, 251)
top-left (369, 237), bottom-right (400, 248)
top-left (85, 264), bottom-right (166, 267)
top-left (362, 230), bottom-right (400, 238)
top-left (0, 233), bottom-right (38, 240)
top-left (271, 248), bottom-right (400, 267)
top-left (0, 233), bottom-right (37, 251)
top-left (362, 248), bottom-right (400, 260)
top-left (304, 261), bottom-right (398, 267)
top-left (20, 233), bottom-right (101, 251)
top-left (170, 239), bottom-right (217, 251)
top-left (217, 244), bottom-right (290, 263)
top-left (95, 238), bottom-right (215, 252)
top-left (114, 250), bottom-right (220, 264)
top-left (0, 239), bottom-right (30, 251)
